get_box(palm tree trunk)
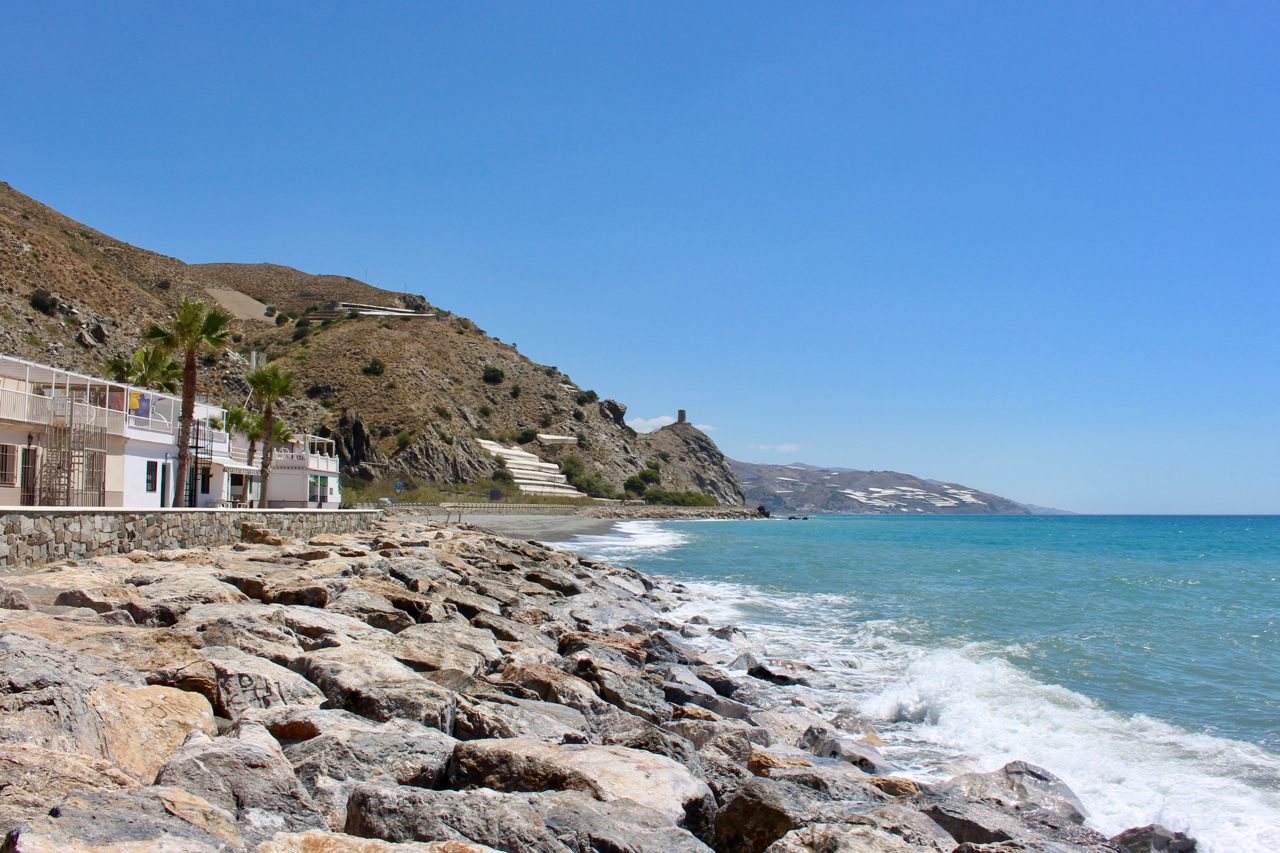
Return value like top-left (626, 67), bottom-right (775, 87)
top-left (174, 349), bottom-right (197, 508)
top-left (246, 439), bottom-right (258, 507)
top-left (259, 402), bottom-right (274, 509)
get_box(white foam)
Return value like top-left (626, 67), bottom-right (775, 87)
top-left (557, 525), bottom-right (1280, 853)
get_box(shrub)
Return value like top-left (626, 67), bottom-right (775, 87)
top-left (29, 289), bottom-right (57, 316)
top-left (231, 333), bottom-right (243, 343)
top-left (575, 431), bottom-right (588, 449)
top-left (395, 432), bottom-right (414, 451)
top-left (544, 366), bottom-right (557, 376)
top-left (638, 467), bottom-right (661, 485)
top-left (291, 325), bottom-right (311, 341)
top-left (539, 413), bottom-right (553, 428)
top-left (624, 476), bottom-right (647, 494)
top-left (347, 310), bottom-right (360, 319)
top-left (646, 460), bottom-right (661, 471)
top-left (362, 358), bottom-right (386, 376)
top-left (644, 489), bottom-right (717, 506)
top-left (493, 467), bottom-right (515, 486)
top-left (304, 304), bottom-right (320, 314)
top-left (509, 383), bottom-right (521, 399)
top-left (482, 366), bottom-right (504, 384)
top-left (575, 473), bottom-right (618, 499)
top-left (306, 383), bottom-right (325, 399)
top-left (265, 305), bottom-right (277, 317)
top-left (573, 409), bottom-right (585, 422)
top-left (154, 279), bottom-right (171, 290)
top-left (433, 405), bottom-right (452, 421)
top-left (275, 313), bottom-right (289, 326)
top-left (436, 428), bottom-right (454, 445)
top-left (478, 405), bottom-right (493, 418)
top-left (543, 392), bottom-right (557, 401)
top-left (516, 428), bottom-right (538, 444)
top-left (657, 450), bottom-right (671, 462)
top-left (295, 316), bottom-right (311, 328)
top-left (457, 317), bottom-right (475, 330)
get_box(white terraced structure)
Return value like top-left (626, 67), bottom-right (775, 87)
top-left (476, 439), bottom-right (583, 497)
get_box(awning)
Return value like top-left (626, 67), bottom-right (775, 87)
top-left (212, 461), bottom-right (261, 475)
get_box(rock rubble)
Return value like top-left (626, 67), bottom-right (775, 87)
top-left (0, 517), bottom-right (1191, 852)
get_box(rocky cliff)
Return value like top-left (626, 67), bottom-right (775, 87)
top-left (0, 181), bottom-right (742, 503)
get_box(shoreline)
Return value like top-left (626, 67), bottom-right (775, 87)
top-left (0, 514), bottom-right (1191, 852)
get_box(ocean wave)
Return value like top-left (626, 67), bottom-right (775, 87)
top-left (560, 523), bottom-right (1280, 853)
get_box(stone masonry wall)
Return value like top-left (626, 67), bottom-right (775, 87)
top-left (0, 509), bottom-right (381, 567)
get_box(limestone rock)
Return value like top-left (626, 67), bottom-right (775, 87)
top-left (327, 589), bottom-right (415, 633)
top-left (799, 727), bottom-right (897, 775)
top-left (0, 743), bottom-right (137, 835)
top-left (296, 646), bottom-right (457, 732)
top-left (154, 722), bottom-right (325, 847)
top-left (498, 660), bottom-right (612, 716)
top-left (56, 574), bottom-right (251, 627)
top-left (201, 646), bottom-right (327, 718)
top-left (3, 786), bottom-right (244, 852)
top-left (762, 823), bottom-right (930, 853)
top-left (0, 586), bottom-right (32, 611)
top-left (175, 602), bottom-right (309, 665)
top-left (1110, 824), bottom-right (1198, 853)
top-left (572, 656), bottom-right (672, 723)
top-left (939, 761), bottom-right (1089, 825)
top-left (345, 784), bottom-right (713, 853)
top-left (446, 737), bottom-right (715, 829)
top-left (453, 695), bottom-right (589, 743)
top-left (711, 777), bottom-right (826, 853)
top-left (259, 830), bottom-right (502, 852)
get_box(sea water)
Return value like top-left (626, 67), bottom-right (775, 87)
top-left (552, 515), bottom-right (1280, 852)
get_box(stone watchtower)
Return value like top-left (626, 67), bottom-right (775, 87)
top-left (678, 410), bottom-right (686, 424)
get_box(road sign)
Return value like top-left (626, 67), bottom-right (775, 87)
top-left (394, 482), bottom-right (403, 495)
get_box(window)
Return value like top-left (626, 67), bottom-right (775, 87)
top-left (0, 445), bottom-right (14, 486)
top-left (145, 460), bottom-right (158, 492)
top-left (199, 467), bottom-right (211, 495)
top-left (230, 473), bottom-right (244, 487)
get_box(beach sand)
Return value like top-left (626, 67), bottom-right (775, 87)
top-left (454, 512), bottom-right (617, 543)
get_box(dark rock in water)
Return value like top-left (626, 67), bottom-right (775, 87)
top-left (797, 726), bottom-right (897, 775)
top-left (153, 721), bottom-right (325, 847)
top-left (1111, 824), bottom-right (1198, 852)
top-left (693, 664), bottom-right (743, 698)
top-left (711, 777), bottom-right (826, 853)
top-left (940, 760), bottom-right (1089, 825)
top-left (346, 783), bottom-right (714, 852)
top-left (749, 661), bottom-right (809, 686)
top-left (644, 631), bottom-right (702, 665)
top-left (4, 785), bottom-right (243, 852)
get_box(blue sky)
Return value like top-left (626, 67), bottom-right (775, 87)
top-left (3, 2), bottom-right (1278, 513)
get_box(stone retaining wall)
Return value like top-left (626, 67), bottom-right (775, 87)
top-left (0, 508), bottom-right (381, 567)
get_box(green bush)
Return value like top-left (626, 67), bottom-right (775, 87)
top-left (509, 383), bottom-right (521, 399)
top-left (304, 304), bottom-right (320, 314)
top-left (644, 489), bottom-right (717, 506)
top-left (575, 472), bottom-right (618, 499)
top-left (154, 279), bottom-right (171, 290)
top-left (275, 313), bottom-right (289, 326)
top-left (396, 432), bottom-right (414, 451)
top-left (573, 409), bottom-right (585, 422)
top-left (347, 310), bottom-right (360, 319)
top-left (436, 429), bottom-right (454, 445)
top-left (657, 450), bottom-right (671, 462)
top-left (646, 460), bottom-right (661, 471)
top-left (433, 405), bottom-right (452, 421)
top-left (516, 428), bottom-right (538, 444)
top-left (624, 476), bottom-right (647, 494)
top-left (539, 413), bottom-right (553, 428)
top-left (560, 455), bottom-right (585, 480)
top-left (295, 316), bottom-right (311, 328)
top-left (265, 305), bottom-right (277, 317)
top-left (29, 289), bottom-right (57, 316)
top-left (291, 325), bottom-right (311, 341)
top-left (493, 467), bottom-right (515, 486)
top-left (482, 366), bottom-right (504, 384)
top-left (543, 392), bottom-right (557, 401)
top-left (638, 467), bottom-right (661, 485)
top-left (362, 358), bottom-right (386, 376)
top-left (575, 431), bottom-right (588, 449)
top-left (478, 406), bottom-right (493, 418)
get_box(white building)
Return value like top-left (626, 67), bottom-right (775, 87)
top-left (0, 354), bottom-right (341, 509)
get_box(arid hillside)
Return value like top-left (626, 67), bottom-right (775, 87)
top-left (0, 181), bottom-right (743, 504)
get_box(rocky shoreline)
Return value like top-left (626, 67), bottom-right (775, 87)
top-left (583, 506), bottom-right (765, 521)
top-left (0, 516), bottom-right (1191, 852)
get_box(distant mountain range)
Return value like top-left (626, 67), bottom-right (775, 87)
top-left (729, 460), bottom-right (1072, 515)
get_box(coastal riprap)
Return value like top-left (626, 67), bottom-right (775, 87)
top-left (0, 513), bottom-right (1179, 851)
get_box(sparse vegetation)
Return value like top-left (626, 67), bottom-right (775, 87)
top-left (482, 366), bottom-right (504, 384)
top-left (575, 390), bottom-right (599, 405)
top-left (573, 409), bottom-right (585, 421)
top-left (516, 428), bottom-right (538, 444)
top-left (638, 467), bottom-right (661, 485)
top-left (291, 325), bottom-right (310, 342)
top-left (560, 454), bottom-right (620, 499)
top-left (29, 289), bottom-right (57, 316)
top-left (433, 405), bottom-right (452, 420)
top-left (396, 431), bottom-right (415, 451)
top-left (509, 383), bottom-right (521, 399)
top-left (644, 489), bottom-right (717, 506)
top-left (154, 279), bottom-right (171, 290)
top-left (539, 413), bottom-right (553, 428)
top-left (478, 406), bottom-right (493, 418)
top-left (436, 428), bottom-right (454, 445)
top-left (362, 357), bottom-right (386, 376)
top-left (657, 450), bottom-right (671, 462)
top-left (275, 313), bottom-right (289, 326)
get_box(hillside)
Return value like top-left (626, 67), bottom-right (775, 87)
top-left (731, 460), bottom-right (1030, 515)
top-left (0, 181), bottom-right (744, 504)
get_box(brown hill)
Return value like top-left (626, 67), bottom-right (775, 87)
top-left (0, 181), bottom-right (744, 504)
top-left (731, 459), bottom-right (1028, 515)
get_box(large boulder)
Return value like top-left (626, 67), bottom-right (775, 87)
top-left (798, 727), bottom-right (897, 775)
top-left (259, 830), bottom-right (502, 852)
top-left (268, 709), bottom-right (458, 831)
top-left (327, 589), bottom-right (416, 633)
top-left (56, 574), bottom-right (250, 626)
top-left (345, 784), bottom-right (713, 853)
top-left (160, 646), bottom-right (327, 720)
top-left (498, 660), bottom-right (612, 716)
top-left (940, 761), bottom-right (1089, 825)
top-left (710, 777), bottom-right (827, 853)
top-left (154, 721), bottom-right (325, 847)
top-left (762, 823), bottom-right (932, 852)
top-left (3, 786), bottom-right (244, 852)
top-left (446, 737), bottom-right (715, 829)
top-left (0, 631), bottom-right (215, 782)
top-left (295, 646), bottom-right (457, 733)
top-left (174, 602), bottom-right (310, 665)
top-left (453, 695), bottom-right (589, 743)
top-left (0, 743), bottom-right (137, 835)
top-left (572, 656), bottom-right (672, 723)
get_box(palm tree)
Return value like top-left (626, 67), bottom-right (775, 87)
top-left (244, 414), bottom-right (264, 468)
top-left (212, 405), bottom-right (249, 435)
top-left (245, 364), bottom-right (295, 508)
top-left (103, 345), bottom-right (181, 393)
top-left (143, 298), bottom-right (233, 507)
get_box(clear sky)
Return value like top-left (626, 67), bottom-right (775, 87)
top-left (3, 2), bottom-right (1278, 513)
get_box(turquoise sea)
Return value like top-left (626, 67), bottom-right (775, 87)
top-left (554, 515), bottom-right (1280, 853)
